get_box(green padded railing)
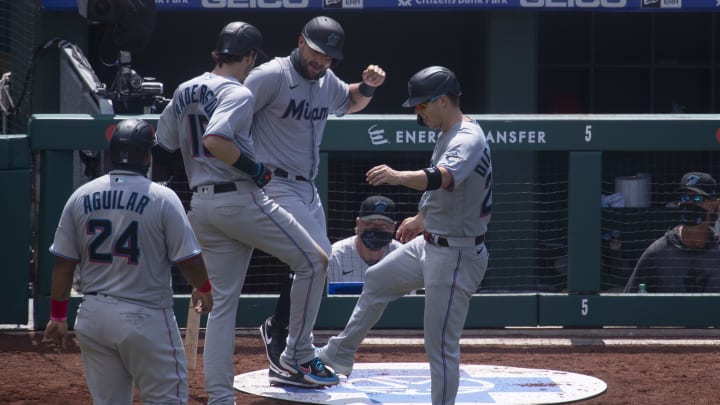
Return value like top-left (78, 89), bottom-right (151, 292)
top-left (27, 114), bottom-right (720, 329)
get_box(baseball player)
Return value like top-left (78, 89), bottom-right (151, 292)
top-left (156, 21), bottom-right (338, 402)
top-left (42, 118), bottom-right (213, 405)
top-left (327, 195), bottom-right (402, 285)
top-left (317, 66), bottom-right (492, 405)
top-left (243, 16), bottom-right (386, 387)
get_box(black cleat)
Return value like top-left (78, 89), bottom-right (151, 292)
top-left (259, 316), bottom-right (288, 373)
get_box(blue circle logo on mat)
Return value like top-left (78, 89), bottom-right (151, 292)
top-left (348, 368), bottom-right (499, 400)
top-left (234, 362), bottom-right (607, 405)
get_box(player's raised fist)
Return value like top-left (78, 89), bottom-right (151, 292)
top-left (362, 65), bottom-right (386, 87)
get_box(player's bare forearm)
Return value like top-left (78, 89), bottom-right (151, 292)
top-left (50, 257), bottom-right (77, 301)
top-left (348, 84), bottom-right (373, 112)
top-left (203, 135), bottom-right (241, 166)
top-left (177, 255), bottom-right (210, 290)
top-left (367, 164), bottom-right (453, 191)
top-left (366, 164), bottom-right (427, 190)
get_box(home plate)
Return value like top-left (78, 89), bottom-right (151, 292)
top-left (233, 362), bottom-right (607, 404)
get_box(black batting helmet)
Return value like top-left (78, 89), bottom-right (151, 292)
top-left (215, 21), bottom-right (266, 58)
top-left (402, 66), bottom-right (462, 108)
top-left (110, 119), bottom-right (156, 172)
top-left (302, 16), bottom-right (344, 61)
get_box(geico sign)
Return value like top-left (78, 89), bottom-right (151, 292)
top-left (520, 0), bottom-right (627, 7)
top-left (202, 0), bottom-right (309, 8)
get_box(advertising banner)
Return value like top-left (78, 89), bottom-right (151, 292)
top-left (44, 0), bottom-right (720, 12)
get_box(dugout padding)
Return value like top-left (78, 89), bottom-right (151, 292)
top-left (0, 135), bottom-right (31, 324)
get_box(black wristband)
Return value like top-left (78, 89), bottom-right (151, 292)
top-left (423, 167), bottom-right (442, 190)
top-left (359, 82), bottom-right (376, 98)
top-left (232, 154), bottom-right (260, 176)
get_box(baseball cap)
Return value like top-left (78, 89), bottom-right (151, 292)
top-left (358, 196), bottom-right (396, 223)
top-left (678, 172), bottom-right (718, 197)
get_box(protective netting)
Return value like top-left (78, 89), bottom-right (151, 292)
top-left (163, 148), bottom-right (720, 294)
top-left (600, 151), bottom-right (720, 292)
top-left (0, 1), bottom-right (36, 135)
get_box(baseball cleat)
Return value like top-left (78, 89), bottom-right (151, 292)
top-left (316, 346), bottom-right (353, 376)
top-left (268, 366), bottom-right (322, 389)
top-left (280, 356), bottom-right (340, 386)
top-left (259, 316), bottom-right (288, 373)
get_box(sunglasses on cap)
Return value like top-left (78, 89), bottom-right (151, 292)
top-left (416, 94), bottom-right (445, 111)
top-left (680, 194), bottom-right (706, 203)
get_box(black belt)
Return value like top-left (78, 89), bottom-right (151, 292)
top-left (84, 292), bottom-right (120, 300)
top-left (273, 168), bottom-right (309, 181)
top-left (84, 292), bottom-right (111, 297)
top-left (192, 183), bottom-right (237, 193)
top-left (423, 232), bottom-right (485, 247)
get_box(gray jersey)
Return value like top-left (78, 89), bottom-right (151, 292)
top-left (156, 72), bottom-right (256, 189)
top-left (49, 170), bottom-right (202, 308)
top-left (624, 226), bottom-right (720, 292)
top-left (244, 55), bottom-right (350, 180)
top-left (420, 118), bottom-right (492, 237)
top-left (328, 236), bottom-right (402, 283)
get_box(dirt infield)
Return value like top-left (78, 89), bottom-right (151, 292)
top-left (1, 330), bottom-right (719, 404)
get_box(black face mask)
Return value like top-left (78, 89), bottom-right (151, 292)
top-left (679, 203), bottom-right (711, 226)
top-left (359, 230), bottom-right (393, 251)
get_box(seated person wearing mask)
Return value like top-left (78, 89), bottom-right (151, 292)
top-left (625, 172), bottom-right (720, 293)
top-left (327, 196), bottom-right (402, 292)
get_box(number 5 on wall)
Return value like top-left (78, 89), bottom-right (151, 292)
top-left (581, 298), bottom-right (589, 316)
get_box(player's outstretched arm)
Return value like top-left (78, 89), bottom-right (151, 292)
top-left (366, 164), bottom-right (452, 191)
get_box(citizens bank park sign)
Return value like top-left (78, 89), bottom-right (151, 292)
top-left (41, 0), bottom-right (720, 12)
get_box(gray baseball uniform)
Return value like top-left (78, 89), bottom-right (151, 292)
top-left (244, 54), bottom-right (351, 257)
top-left (50, 170), bottom-right (201, 404)
top-left (321, 118), bottom-right (492, 405)
top-left (157, 71), bottom-right (328, 403)
top-left (328, 236), bottom-right (402, 284)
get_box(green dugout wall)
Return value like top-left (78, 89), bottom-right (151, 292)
top-left (28, 114), bottom-right (720, 330)
top-left (0, 135), bottom-right (31, 325)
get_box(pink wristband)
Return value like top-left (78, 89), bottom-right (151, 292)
top-left (50, 298), bottom-right (69, 322)
top-left (198, 280), bottom-right (211, 293)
